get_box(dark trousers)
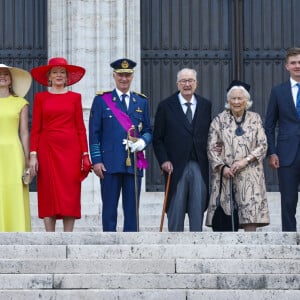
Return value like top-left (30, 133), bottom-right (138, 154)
top-left (278, 147), bottom-right (300, 231)
top-left (167, 161), bottom-right (207, 232)
top-left (100, 173), bottom-right (141, 232)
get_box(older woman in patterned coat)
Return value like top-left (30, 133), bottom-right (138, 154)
top-left (205, 80), bottom-right (270, 231)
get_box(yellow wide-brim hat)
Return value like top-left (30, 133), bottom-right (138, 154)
top-left (0, 64), bottom-right (32, 97)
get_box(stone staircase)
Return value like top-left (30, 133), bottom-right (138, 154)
top-left (0, 232), bottom-right (300, 299)
top-left (0, 191), bottom-right (300, 299)
top-left (29, 191), bottom-right (300, 232)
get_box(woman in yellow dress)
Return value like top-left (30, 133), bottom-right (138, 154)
top-left (0, 63), bottom-right (32, 231)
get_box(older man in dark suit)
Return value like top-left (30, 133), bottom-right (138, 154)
top-left (265, 47), bottom-right (300, 231)
top-left (153, 68), bottom-right (211, 231)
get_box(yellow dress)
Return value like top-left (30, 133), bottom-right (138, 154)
top-left (0, 95), bottom-right (31, 231)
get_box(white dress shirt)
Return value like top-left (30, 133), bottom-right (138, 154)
top-left (178, 93), bottom-right (197, 118)
top-left (290, 78), bottom-right (300, 106)
top-left (116, 89), bottom-right (130, 109)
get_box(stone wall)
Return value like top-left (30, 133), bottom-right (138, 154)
top-left (47, 0), bottom-right (145, 201)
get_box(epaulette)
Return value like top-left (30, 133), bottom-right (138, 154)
top-left (133, 91), bottom-right (148, 99)
top-left (96, 90), bottom-right (112, 95)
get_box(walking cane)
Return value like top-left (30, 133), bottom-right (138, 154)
top-left (126, 126), bottom-right (139, 231)
top-left (159, 172), bottom-right (171, 232)
top-left (133, 149), bottom-right (139, 231)
top-left (229, 177), bottom-right (235, 232)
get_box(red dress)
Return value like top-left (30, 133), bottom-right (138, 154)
top-left (30, 91), bottom-right (88, 219)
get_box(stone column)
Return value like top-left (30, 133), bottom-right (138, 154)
top-left (48, 0), bottom-right (141, 105)
top-left (47, 0), bottom-right (144, 206)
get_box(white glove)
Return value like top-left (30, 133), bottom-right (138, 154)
top-left (130, 138), bottom-right (146, 153)
top-left (122, 139), bottom-right (133, 151)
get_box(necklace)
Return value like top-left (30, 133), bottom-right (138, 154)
top-left (230, 110), bottom-right (246, 136)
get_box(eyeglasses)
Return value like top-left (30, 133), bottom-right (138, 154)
top-left (230, 97), bottom-right (246, 102)
top-left (178, 79), bottom-right (196, 84)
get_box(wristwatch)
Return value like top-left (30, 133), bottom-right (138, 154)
top-left (246, 156), bottom-right (251, 163)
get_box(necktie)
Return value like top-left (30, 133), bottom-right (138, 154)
top-left (185, 102), bottom-right (192, 123)
top-left (296, 83), bottom-right (300, 119)
top-left (121, 94), bottom-right (127, 112)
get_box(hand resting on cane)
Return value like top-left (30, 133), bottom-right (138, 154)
top-left (161, 161), bottom-right (173, 174)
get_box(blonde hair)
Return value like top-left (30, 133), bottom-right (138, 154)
top-left (285, 47), bottom-right (300, 63)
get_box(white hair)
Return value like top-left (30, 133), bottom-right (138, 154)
top-left (177, 68), bottom-right (197, 81)
top-left (225, 86), bottom-right (253, 110)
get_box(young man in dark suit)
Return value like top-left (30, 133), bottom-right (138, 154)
top-left (265, 47), bottom-right (300, 231)
top-left (153, 68), bottom-right (211, 231)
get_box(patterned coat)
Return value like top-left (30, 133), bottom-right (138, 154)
top-left (205, 110), bottom-right (270, 227)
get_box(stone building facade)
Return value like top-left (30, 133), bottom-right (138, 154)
top-left (48, 0), bottom-right (145, 201)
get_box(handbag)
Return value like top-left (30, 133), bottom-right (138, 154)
top-left (22, 168), bottom-right (33, 185)
top-left (212, 165), bottom-right (239, 232)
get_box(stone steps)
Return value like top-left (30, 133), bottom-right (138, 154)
top-left (2, 273), bottom-right (299, 290)
top-left (30, 225), bottom-right (294, 232)
top-left (3, 191), bottom-right (300, 299)
top-left (1, 258), bottom-right (299, 274)
top-left (1, 290), bottom-right (300, 300)
top-left (0, 232), bottom-right (299, 299)
top-left (29, 191), bottom-right (300, 232)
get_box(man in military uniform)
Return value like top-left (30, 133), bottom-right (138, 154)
top-left (89, 58), bottom-right (152, 232)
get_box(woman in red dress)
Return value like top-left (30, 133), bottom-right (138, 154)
top-left (29, 57), bottom-right (92, 232)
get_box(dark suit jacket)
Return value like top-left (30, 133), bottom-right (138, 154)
top-left (153, 91), bottom-right (211, 208)
top-left (265, 80), bottom-right (300, 167)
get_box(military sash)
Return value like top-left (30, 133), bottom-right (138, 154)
top-left (101, 92), bottom-right (148, 169)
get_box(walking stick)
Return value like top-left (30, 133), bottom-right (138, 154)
top-left (229, 177), bottom-right (235, 232)
top-left (159, 172), bottom-right (171, 232)
top-left (127, 126), bottom-right (139, 232)
top-left (133, 149), bottom-right (139, 232)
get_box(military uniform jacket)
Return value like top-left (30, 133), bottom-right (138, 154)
top-left (89, 89), bottom-right (152, 176)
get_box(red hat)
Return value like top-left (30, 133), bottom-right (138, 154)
top-left (31, 57), bottom-right (85, 86)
